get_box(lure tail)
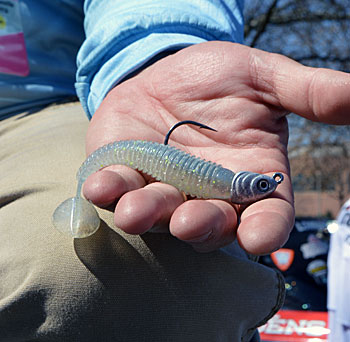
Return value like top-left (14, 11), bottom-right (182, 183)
top-left (52, 196), bottom-right (100, 238)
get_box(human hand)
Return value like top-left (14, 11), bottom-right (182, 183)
top-left (84, 41), bottom-right (350, 255)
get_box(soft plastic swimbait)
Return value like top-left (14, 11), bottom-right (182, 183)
top-left (52, 121), bottom-right (283, 238)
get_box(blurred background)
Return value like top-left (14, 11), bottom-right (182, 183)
top-left (243, 1), bottom-right (349, 341)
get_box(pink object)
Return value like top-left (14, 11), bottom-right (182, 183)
top-left (0, 32), bottom-right (29, 76)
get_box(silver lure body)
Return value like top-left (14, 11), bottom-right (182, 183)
top-left (76, 140), bottom-right (280, 204)
top-left (52, 139), bottom-right (283, 238)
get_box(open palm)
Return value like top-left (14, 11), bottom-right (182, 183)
top-left (84, 42), bottom-right (350, 254)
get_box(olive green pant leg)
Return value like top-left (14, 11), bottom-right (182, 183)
top-left (0, 103), bottom-right (284, 342)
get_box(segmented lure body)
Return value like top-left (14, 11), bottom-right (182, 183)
top-left (53, 139), bottom-right (283, 238)
top-left (77, 140), bottom-right (234, 201)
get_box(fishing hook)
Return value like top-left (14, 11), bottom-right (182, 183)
top-left (163, 120), bottom-right (217, 145)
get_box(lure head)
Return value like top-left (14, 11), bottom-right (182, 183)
top-left (230, 171), bottom-right (283, 204)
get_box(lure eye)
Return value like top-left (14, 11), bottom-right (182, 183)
top-left (257, 179), bottom-right (270, 192)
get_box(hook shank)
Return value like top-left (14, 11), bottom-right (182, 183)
top-left (163, 120), bottom-right (217, 145)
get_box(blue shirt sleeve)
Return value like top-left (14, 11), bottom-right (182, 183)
top-left (75, 0), bottom-right (244, 119)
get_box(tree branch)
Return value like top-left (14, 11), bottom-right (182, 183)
top-left (250, 0), bottom-right (279, 47)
